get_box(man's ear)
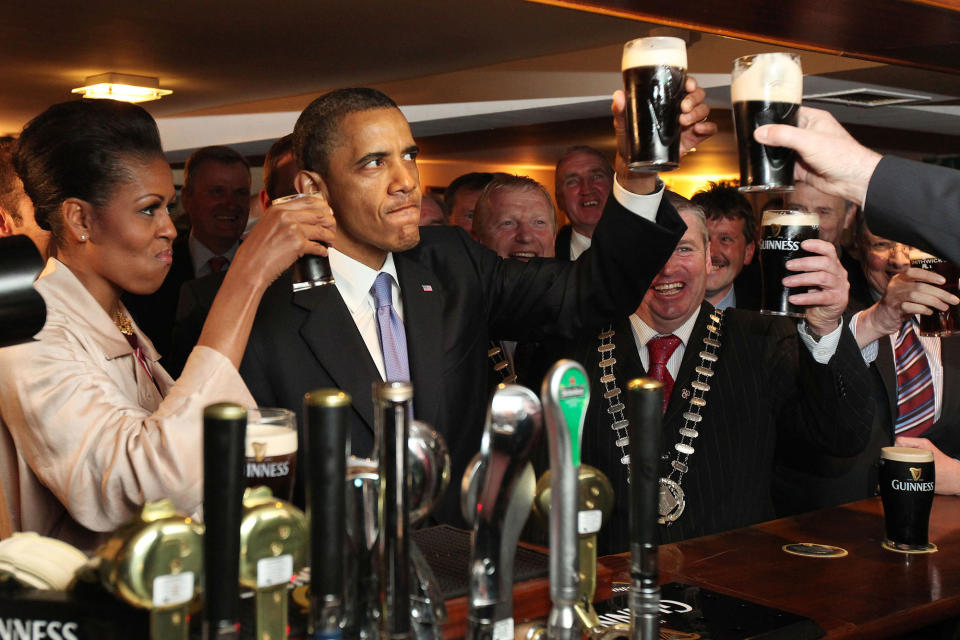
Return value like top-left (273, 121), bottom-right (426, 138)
top-left (744, 239), bottom-right (756, 265)
top-left (61, 198), bottom-right (93, 244)
top-left (0, 207), bottom-right (15, 237)
top-left (294, 170), bottom-right (328, 201)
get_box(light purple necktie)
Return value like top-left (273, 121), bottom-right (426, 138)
top-left (371, 272), bottom-right (410, 382)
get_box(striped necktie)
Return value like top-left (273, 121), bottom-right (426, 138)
top-left (370, 272), bottom-right (410, 382)
top-left (893, 320), bottom-right (935, 436)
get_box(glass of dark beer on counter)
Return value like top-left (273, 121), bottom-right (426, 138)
top-left (759, 209), bottom-right (819, 318)
top-left (910, 248), bottom-right (960, 337)
top-left (731, 52), bottom-right (803, 192)
top-left (879, 446), bottom-right (936, 553)
top-left (245, 407), bottom-right (297, 502)
top-left (621, 36), bottom-right (687, 172)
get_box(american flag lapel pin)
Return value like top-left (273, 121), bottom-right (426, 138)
top-left (421, 284), bottom-right (433, 292)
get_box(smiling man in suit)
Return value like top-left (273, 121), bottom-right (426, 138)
top-left (234, 85), bottom-right (715, 523)
top-left (530, 192), bottom-right (873, 553)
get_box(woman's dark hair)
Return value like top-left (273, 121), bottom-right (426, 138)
top-left (13, 99), bottom-right (164, 245)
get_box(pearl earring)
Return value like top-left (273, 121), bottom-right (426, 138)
top-left (79, 235), bottom-right (87, 242)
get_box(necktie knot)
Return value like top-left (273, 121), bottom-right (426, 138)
top-left (648, 334), bottom-right (682, 366)
top-left (371, 272), bottom-right (394, 310)
top-left (207, 255), bottom-right (228, 273)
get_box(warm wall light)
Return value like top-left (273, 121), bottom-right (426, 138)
top-left (71, 72), bottom-right (172, 103)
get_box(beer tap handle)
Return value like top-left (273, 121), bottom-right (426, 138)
top-left (541, 360), bottom-right (590, 640)
top-left (304, 389), bottom-right (352, 639)
top-left (573, 466), bottom-right (616, 636)
top-left (467, 384), bottom-right (543, 640)
top-left (202, 403), bottom-right (247, 640)
top-left (626, 380), bottom-right (663, 640)
top-left (373, 381), bottom-right (414, 640)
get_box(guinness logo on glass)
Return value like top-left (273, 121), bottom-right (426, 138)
top-left (253, 441), bottom-right (267, 462)
top-left (910, 467), bottom-right (923, 482)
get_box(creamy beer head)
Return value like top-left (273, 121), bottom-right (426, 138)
top-left (761, 209), bottom-right (819, 228)
top-left (622, 36), bottom-right (687, 71)
top-left (881, 446), bottom-right (934, 463)
top-left (730, 53), bottom-right (803, 103)
top-left (245, 423), bottom-right (298, 458)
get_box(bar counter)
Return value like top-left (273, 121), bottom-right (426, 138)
top-left (441, 496), bottom-right (960, 639)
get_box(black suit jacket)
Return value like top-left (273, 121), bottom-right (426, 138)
top-left (234, 197), bottom-right (684, 525)
top-left (866, 156), bottom-right (960, 265)
top-left (554, 225), bottom-right (573, 261)
top-left (124, 234), bottom-right (195, 359)
top-left (531, 303), bottom-right (873, 555)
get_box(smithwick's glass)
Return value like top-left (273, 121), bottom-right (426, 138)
top-left (759, 209), bottom-right (819, 318)
top-left (244, 407), bottom-right (297, 502)
top-left (879, 446), bottom-right (936, 552)
top-left (731, 52), bottom-right (803, 192)
top-left (910, 248), bottom-right (960, 337)
top-left (271, 192), bottom-right (335, 290)
top-left (621, 36), bottom-right (688, 172)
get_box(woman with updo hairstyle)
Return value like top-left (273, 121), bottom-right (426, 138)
top-left (0, 99), bottom-right (334, 552)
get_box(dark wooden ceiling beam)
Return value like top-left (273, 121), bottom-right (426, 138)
top-left (523, 0), bottom-right (960, 75)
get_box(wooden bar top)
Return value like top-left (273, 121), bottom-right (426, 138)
top-left (444, 496), bottom-right (960, 638)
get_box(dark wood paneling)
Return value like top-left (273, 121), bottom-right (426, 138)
top-left (524, 0), bottom-right (960, 75)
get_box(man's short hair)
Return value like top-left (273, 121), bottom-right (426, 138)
top-left (0, 139), bottom-right (23, 225)
top-left (474, 175), bottom-right (557, 233)
top-left (263, 134), bottom-right (295, 200)
top-left (183, 145), bottom-right (250, 194)
top-left (445, 172), bottom-right (495, 211)
top-left (294, 88), bottom-right (398, 176)
top-left (666, 190), bottom-right (708, 247)
top-left (690, 180), bottom-right (756, 244)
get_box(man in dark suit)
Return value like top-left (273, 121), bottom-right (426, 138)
top-left (125, 146), bottom-right (251, 358)
top-left (690, 180), bottom-right (760, 310)
top-left (233, 85), bottom-right (716, 524)
top-left (530, 193), bottom-right (873, 554)
top-left (553, 146), bottom-right (613, 261)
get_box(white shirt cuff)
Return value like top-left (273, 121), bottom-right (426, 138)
top-left (797, 319), bottom-right (843, 364)
top-left (613, 177), bottom-right (664, 222)
top-left (848, 311), bottom-right (879, 365)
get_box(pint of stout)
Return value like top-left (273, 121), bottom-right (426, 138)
top-left (759, 209), bottom-right (819, 318)
top-left (731, 53), bottom-right (802, 192)
top-left (879, 446), bottom-right (935, 552)
top-left (622, 36), bottom-right (687, 172)
top-left (910, 248), bottom-right (960, 337)
top-left (245, 407), bottom-right (298, 502)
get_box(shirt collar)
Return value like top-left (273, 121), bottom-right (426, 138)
top-left (328, 248), bottom-right (400, 314)
top-left (569, 229), bottom-right (592, 260)
top-left (714, 286), bottom-right (737, 310)
top-left (188, 233), bottom-right (239, 275)
top-left (629, 307), bottom-right (700, 348)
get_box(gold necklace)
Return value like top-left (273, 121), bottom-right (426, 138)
top-left (113, 308), bottom-right (133, 336)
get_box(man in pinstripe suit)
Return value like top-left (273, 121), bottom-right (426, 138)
top-left (531, 193), bottom-right (874, 554)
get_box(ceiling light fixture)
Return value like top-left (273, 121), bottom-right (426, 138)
top-left (71, 72), bottom-right (172, 103)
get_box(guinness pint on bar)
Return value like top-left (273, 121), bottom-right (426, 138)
top-left (759, 209), bottom-right (819, 318)
top-left (879, 446), bottom-right (936, 553)
top-left (621, 36), bottom-right (687, 172)
top-left (731, 52), bottom-right (803, 192)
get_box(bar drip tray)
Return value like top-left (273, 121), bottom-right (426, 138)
top-left (412, 525), bottom-right (549, 599)
top-left (595, 582), bottom-right (825, 640)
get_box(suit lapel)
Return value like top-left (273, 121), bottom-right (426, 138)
top-left (396, 253), bottom-right (443, 428)
top-left (875, 336), bottom-right (899, 423)
top-left (294, 283), bottom-right (380, 433)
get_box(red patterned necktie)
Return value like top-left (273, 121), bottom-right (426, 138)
top-left (647, 334), bottom-right (682, 413)
top-left (207, 255), bottom-right (228, 273)
top-left (894, 320), bottom-right (935, 436)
